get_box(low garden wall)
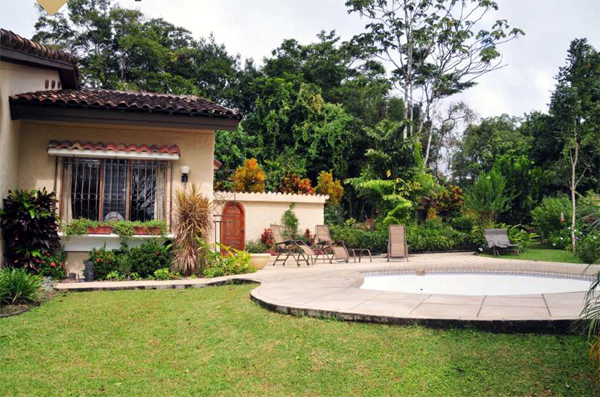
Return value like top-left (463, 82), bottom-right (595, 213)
top-left (214, 192), bottom-right (328, 243)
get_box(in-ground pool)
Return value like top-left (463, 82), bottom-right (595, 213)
top-left (361, 272), bottom-right (594, 296)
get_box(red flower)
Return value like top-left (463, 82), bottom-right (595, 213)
top-left (96, 258), bottom-right (102, 263)
top-left (50, 262), bottom-right (56, 268)
top-left (45, 252), bottom-right (51, 257)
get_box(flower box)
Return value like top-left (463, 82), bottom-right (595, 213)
top-left (87, 225), bottom-right (112, 235)
top-left (132, 226), bottom-right (162, 235)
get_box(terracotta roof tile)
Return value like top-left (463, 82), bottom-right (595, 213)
top-left (11, 89), bottom-right (241, 119)
top-left (48, 140), bottom-right (180, 155)
top-left (0, 29), bottom-right (77, 65)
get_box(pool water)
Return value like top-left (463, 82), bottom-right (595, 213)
top-left (360, 272), bottom-right (594, 296)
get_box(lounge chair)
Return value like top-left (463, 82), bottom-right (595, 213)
top-left (315, 225), bottom-right (350, 263)
top-left (484, 229), bottom-right (520, 256)
top-left (270, 224), bottom-right (317, 266)
top-left (387, 224), bottom-right (409, 262)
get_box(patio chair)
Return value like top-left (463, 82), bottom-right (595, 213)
top-left (315, 225), bottom-right (350, 263)
top-left (270, 224), bottom-right (317, 266)
top-left (387, 224), bottom-right (409, 262)
top-left (483, 229), bottom-right (520, 256)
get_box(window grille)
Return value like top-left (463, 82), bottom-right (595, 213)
top-left (59, 157), bottom-right (169, 223)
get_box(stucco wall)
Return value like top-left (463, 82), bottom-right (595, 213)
top-left (17, 120), bottom-right (215, 275)
top-left (0, 61), bottom-right (60, 264)
top-left (214, 192), bottom-right (328, 243)
top-left (17, 120), bottom-right (215, 200)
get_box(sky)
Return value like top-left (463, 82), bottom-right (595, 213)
top-left (1, 0), bottom-right (599, 119)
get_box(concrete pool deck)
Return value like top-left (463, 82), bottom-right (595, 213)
top-left (55, 253), bottom-right (599, 332)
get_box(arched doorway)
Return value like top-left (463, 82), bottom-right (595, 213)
top-left (221, 201), bottom-right (245, 251)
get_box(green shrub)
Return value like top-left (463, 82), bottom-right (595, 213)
top-left (447, 215), bottom-right (474, 233)
top-left (0, 268), bottom-right (41, 305)
top-left (531, 195), bottom-right (571, 240)
top-left (201, 242), bottom-right (256, 278)
top-left (0, 188), bottom-right (60, 270)
top-left (406, 222), bottom-right (474, 252)
top-left (466, 170), bottom-right (510, 227)
top-left (330, 222), bottom-right (475, 254)
top-left (86, 246), bottom-right (119, 280)
top-left (153, 268), bottom-right (181, 280)
top-left (329, 225), bottom-right (387, 253)
top-left (577, 232), bottom-right (600, 264)
top-left (127, 239), bottom-right (172, 278)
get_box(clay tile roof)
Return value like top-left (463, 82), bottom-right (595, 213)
top-left (0, 28), bottom-right (77, 65)
top-left (11, 89), bottom-right (241, 119)
top-left (48, 140), bottom-right (180, 155)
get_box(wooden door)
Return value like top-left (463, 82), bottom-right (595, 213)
top-left (221, 202), bottom-right (245, 251)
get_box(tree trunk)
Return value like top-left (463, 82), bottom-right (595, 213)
top-left (424, 121), bottom-right (434, 167)
top-left (570, 126), bottom-right (579, 252)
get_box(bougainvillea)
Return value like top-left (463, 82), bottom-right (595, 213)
top-left (233, 158), bottom-right (266, 193)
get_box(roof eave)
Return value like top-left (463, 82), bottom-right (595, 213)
top-left (10, 102), bottom-right (241, 131)
top-left (0, 46), bottom-right (80, 89)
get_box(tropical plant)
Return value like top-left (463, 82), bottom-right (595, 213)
top-left (173, 184), bottom-right (212, 276)
top-left (233, 158), bottom-right (266, 193)
top-left (316, 171), bottom-right (344, 206)
top-left (281, 204), bottom-right (299, 239)
top-left (260, 228), bottom-right (274, 248)
top-left (198, 240), bottom-right (255, 278)
top-left (581, 260), bottom-right (600, 377)
top-left (0, 189), bottom-right (60, 270)
top-left (0, 268), bottom-right (41, 305)
top-left (466, 170), bottom-right (511, 228)
top-left (281, 173), bottom-right (315, 195)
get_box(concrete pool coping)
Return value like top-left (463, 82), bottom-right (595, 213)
top-left (56, 253), bottom-right (599, 332)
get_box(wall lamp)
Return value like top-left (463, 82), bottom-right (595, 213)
top-left (180, 165), bottom-right (190, 183)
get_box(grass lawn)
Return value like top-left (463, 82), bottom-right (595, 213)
top-left (483, 244), bottom-right (586, 264)
top-left (1, 285), bottom-right (598, 397)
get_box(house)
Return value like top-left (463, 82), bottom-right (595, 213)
top-left (0, 29), bottom-right (241, 274)
top-left (1, 29), bottom-right (329, 275)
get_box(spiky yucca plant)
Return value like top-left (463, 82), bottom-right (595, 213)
top-left (173, 184), bottom-right (212, 276)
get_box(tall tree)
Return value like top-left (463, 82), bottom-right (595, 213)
top-left (346, 0), bottom-right (523, 164)
top-left (549, 39), bottom-right (600, 251)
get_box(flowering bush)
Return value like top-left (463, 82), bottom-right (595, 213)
top-left (233, 158), bottom-right (265, 193)
top-left (37, 252), bottom-right (67, 280)
top-left (127, 239), bottom-right (171, 278)
top-left (281, 173), bottom-right (315, 195)
top-left (577, 231), bottom-right (600, 264)
top-left (548, 227), bottom-right (583, 250)
top-left (86, 246), bottom-right (119, 280)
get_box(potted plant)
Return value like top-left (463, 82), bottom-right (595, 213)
top-left (65, 219), bottom-right (111, 236)
top-left (245, 240), bottom-right (271, 270)
top-left (132, 220), bottom-right (167, 236)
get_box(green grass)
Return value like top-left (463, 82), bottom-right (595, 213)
top-left (484, 244), bottom-right (586, 264)
top-left (1, 285), bottom-right (598, 397)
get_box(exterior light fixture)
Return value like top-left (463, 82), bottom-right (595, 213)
top-left (180, 165), bottom-right (190, 183)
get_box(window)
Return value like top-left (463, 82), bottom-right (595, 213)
top-left (60, 158), bottom-right (168, 223)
